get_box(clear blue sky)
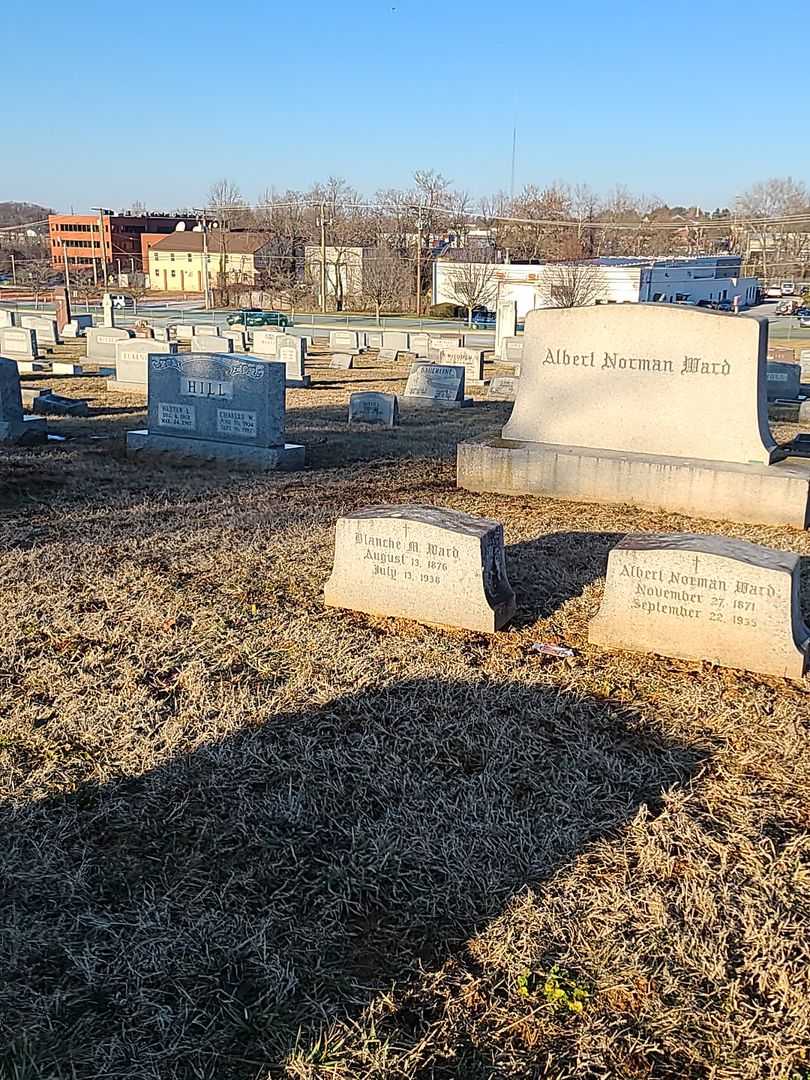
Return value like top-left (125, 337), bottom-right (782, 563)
top-left (5, 0), bottom-right (806, 213)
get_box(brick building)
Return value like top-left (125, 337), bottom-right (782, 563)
top-left (48, 211), bottom-right (191, 273)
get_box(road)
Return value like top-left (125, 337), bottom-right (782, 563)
top-left (1, 297), bottom-right (808, 338)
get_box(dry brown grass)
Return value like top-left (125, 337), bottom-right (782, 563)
top-left (1, 345), bottom-right (809, 1080)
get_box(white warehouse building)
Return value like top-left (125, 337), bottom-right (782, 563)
top-left (432, 255), bottom-right (759, 318)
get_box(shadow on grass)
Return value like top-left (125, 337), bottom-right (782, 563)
top-left (507, 531), bottom-right (625, 624)
top-left (1, 677), bottom-right (706, 1079)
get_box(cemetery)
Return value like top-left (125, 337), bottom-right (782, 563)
top-left (0, 302), bottom-right (809, 1079)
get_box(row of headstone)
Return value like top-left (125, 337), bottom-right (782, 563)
top-left (323, 504), bottom-right (809, 680)
top-left (457, 304), bottom-right (810, 529)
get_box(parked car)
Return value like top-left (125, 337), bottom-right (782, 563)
top-left (471, 308), bottom-right (496, 329)
top-left (227, 309), bottom-right (290, 328)
top-left (800, 314), bottom-right (810, 329)
top-left (795, 306), bottom-right (810, 319)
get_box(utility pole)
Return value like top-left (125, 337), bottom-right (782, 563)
top-left (10, 253), bottom-right (16, 286)
top-left (201, 210), bottom-right (212, 311)
top-left (319, 200), bottom-right (327, 313)
top-left (91, 207), bottom-right (108, 287)
top-left (415, 201), bottom-right (425, 317)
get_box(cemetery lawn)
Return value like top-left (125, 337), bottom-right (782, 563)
top-left (1, 345), bottom-right (809, 1080)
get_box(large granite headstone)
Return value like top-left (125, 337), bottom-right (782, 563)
top-left (324, 504), bottom-right (515, 632)
top-left (766, 362), bottom-right (801, 401)
top-left (86, 326), bottom-right (133, 362)
top-left (441, 346), bottom-right (485, 385)
top-left (0, 357), bottom-right (46, 443)
top-left (495, 299), bottom-right (517, 359)
top-left (109, 339), bottom-right (178, 392)
top-left (589, 534), bottom-right (809, 680)
top-left (126, 352), bottom-right (304, 470)
top-left (348, 391), bottom-right (399, 428)
top-left (402, 364), bottom-right (470, 408)
top-left (458, 305), bottom-right (810, 528)
top-left (20, 315), bottom-right (60, 346)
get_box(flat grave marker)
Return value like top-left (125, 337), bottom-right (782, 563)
top-left (488, 376), bottom-right (519, 401)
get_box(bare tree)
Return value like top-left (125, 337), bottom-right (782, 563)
top-left (360, 247), bottom-right (411, 323)
top-left (539, 261), bottom-right (605, 308)
top-left (445, 256), bottom-right (497, 325)
top-left (20, 257), bottom-right (54, 304)
top-left (736, 177), bottom-right (810, 282)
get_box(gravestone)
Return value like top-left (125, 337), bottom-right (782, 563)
top-left (21, 315), bottom-right (60, 346)
top-left (174, 324), bottom-right (195, 343)
top-left (192, 334), bottom-right (233, 353)
top-left (458, 304), bottom-right (810, 528)
top-left (0, 310), bottom-right (15, 328)
top-left (86, 326), bottom-right (133, 363)
top-left (377, 348), bottom-right (399, 363)
top-left (0, 357), bottom-right (46, 443)
top-left (382, 331), bottom-right (409, 352)
top-left (589, 533), bottom-right (809, 680)
top-left (402, 364), bottom-right (470, 408)
top-left (222, 329), bottom-right (247, 352)
top-left (102, 293), bottom-right (115, 327)
top-left (193, 324), bottom-right (220, 336)
top-left (330, 353), bottom-right (354, 369)
top-left (51, 362), bottom-right (84, 375)
top-left (252, 329), bottom-right (287, 355)
top-left (799, 348), bottom-right (810, 385)
top-left (152, 326), bottom-right (170, 342)
top-left (488, 376), bottom-right (518, 401)
top-left (409, 332), bottom-right (429, 357)
top-left (324, 504), bottom-right (515, 632)
top-left (502, 336), bottom-right (524, 365)
top-left (495, 299), bottom-right (517, 359)
top-left (53, 287), bottom-right (71, 333)
top-left (365, 331), bottom-right (383, 349)
top-left (769, 345), bottom-right (796, 363)
top-left (463, 332), bottom-right (494, 348)
top-left (766, 361), bottom-right (801, 401)
top-left (109, 338), bottom-right (178, 392)
top-left (329, 329), bottom-right (360, 352)
top-left (0, 326), bottom-right (38, 364)
top-left (348, 391), bottom-right (399, 428)
top-left (428, 335), bottom-right (462, 360)
top-left (276, 339), bottom-right (310, 387)
top-left (126, 352), bottom-right (304, 470)
top-left (441, 346), bottom-right (485, 385)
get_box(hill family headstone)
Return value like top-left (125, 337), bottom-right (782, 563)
top-left (324, 504), bottom-right (515, 632)
top-left (457, 305), bottom-right (810, 528)
top-left (126, 352), bottom-right (304, 470)
top-left (589, 533), bottom-right (809, 680)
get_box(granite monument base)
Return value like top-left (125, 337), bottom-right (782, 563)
top-left (457, 437), bottom-right (810, 529)
top-left (126, 430), bottom-right (305, 470)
